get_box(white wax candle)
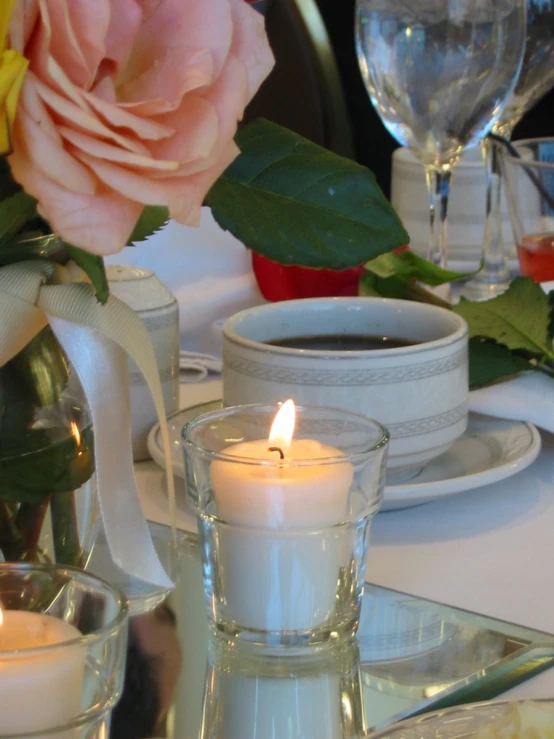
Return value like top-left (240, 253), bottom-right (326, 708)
top-left (211, 438), bottom-right (353, 528)
top-left (0, 611), bottom-right (85, 735)
top-left (209, 405), bottom-right (354, 632)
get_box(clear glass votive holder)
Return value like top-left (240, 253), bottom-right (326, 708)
top-left (182, 403), bottom-right (389, 651)
top-left (0, 563), bottom-right (128, 738)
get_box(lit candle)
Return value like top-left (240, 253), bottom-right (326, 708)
top-left (210, 400), bottom-right (354, 633)
top-left (0, 608), bottom-right (86, 735)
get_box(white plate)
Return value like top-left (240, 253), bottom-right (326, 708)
top-left (147, 402), bottom-right (541, 511)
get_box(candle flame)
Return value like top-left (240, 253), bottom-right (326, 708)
top-left (70, 421), bottom-right (81, 447)
top-left (269, 399), bottom-right (295, 454)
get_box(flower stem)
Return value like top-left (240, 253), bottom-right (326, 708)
top-left (0, 502), bottom-right (25, 561)
top-left (15, 499), bottom-right (51, 561)
top-left (50, 491), bottom-right (82, 567)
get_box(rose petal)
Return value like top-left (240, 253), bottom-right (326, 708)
top-left (117, 47), bottom-right (215, 110)
top-left (59, 125), bottom-right (179, 171)
top-left (8, 0), bottom-right (39, 52)
top-left (104, 0), bottom-right (143, 76)
top-left (170, 140), bottom-right (239, 224)
top-left (229, 0), bottom-right (275, 96)
top-left (19, 73), bottom-right (62, 144)
top-left (15, 107), bottom-right (97, 195)
top-left (12, 141), bottom-right (141, 253)
top-left (39, 0), bottom-right (96, 88)
top-left (149, 96), bottom-right (219, 163)
top-left (34, 76), bottom-right (151, 155)
top-left (121, 0), bottom-right (233, 89)
top-left (66, 0), bottom-right (111, 83)
top-left (72, 149), bottom-right (190, 213)
top-left (83, 87), bottom-right (174, 140)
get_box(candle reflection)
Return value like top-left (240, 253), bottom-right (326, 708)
top-left (200, 639), bottom-right (366, 739)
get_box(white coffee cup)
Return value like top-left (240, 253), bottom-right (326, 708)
top-left (223, 298), bottom-right (468, 481)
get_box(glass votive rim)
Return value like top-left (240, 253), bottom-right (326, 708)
top-left (182, 402), bottom-right (389, 468)
top-left (0, 563), bottom-right (128, 657)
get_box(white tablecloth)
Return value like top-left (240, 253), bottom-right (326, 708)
top-left (137, 380), bottom-right (554, 701)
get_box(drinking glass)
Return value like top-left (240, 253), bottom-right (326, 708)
top-left (502, 137), bottom-right (554, 282)
top-left (355, 0), bottom-right (526, 276)
top-left (463, 1), bottom-right (554, 299)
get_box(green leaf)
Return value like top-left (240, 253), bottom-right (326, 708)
top-left (205, 119), bottom-right (409, 269)
top-left (64, 245), bottom-right (109, 304)
top-left (127, 205), bottom-right (169, 245)
top-left (0, 191), bottom-right (38, 244)
top-left (548, 290), bottom-right (554, 342)
top-left (453, 277), bottom-right (554, 361)
top-left (364, 250), bottom-right (475, 285)
top-left (0, 158), bottom-right (22, 201)
top-left (468, 337), bottom-right (533, 389)
top-left (0, 426), bottom-right (95, 503)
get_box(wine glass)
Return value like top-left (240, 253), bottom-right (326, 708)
top-left (462, 0), bottom-right (554, 299)
top-left (355, 0), bottom-right (526, 284)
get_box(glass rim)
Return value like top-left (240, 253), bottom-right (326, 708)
top-left (182, 402), bottom-right (390, 467)
top-left (0, 562), bottom-right (128, 657)
top-left (504, 137), bottom-right (554, 168)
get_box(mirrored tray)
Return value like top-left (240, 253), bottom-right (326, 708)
top-left (89, 522), bottom-right (554, 738)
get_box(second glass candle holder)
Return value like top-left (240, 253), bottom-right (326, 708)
top-left (182, 402), bottom-right (389, 651)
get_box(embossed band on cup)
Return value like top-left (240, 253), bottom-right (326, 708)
top-left (223, 347), bottom-right (468, 387)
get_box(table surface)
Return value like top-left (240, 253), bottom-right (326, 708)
top-left (136, 379), bottom-right (554, 702)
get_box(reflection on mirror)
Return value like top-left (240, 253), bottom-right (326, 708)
top-left (88, 523), bottom-right (554, 739)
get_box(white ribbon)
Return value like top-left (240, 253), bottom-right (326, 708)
top-left (0, 261), bottom-right (176, 591)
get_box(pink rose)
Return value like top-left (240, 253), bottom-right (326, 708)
top-left (8, 0), bottom-right (274, 255)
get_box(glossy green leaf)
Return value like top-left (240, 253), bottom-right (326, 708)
top-left (364, 250), bottom-right (475, 285)
top-left (0, 426), bottom-right (94, 503)
top-left (205, 119), bottom-right (409, 269)
top-left (0, 191), bottom-right (38, 244)
top-left (65, 245), bottom-right (109, 304)
top-left (468, 337), bottom-right (532, 389)
top-left (127, 205), bottom-right (169, 245)
top-left (453, 277), bottom-right (554, 361)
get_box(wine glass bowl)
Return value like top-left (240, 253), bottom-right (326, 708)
top-left (355, 0), bottom-right (526, 272)
top-left (496, 4), bottom-right (554, 139)
top-left (356, 1), bottom-right (525, 168)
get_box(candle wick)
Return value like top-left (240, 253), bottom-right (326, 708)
top-left (268, 446), bottom-right (285, 460)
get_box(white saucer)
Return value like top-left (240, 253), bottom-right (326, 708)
top-left (147, 402), bottom-right (541, 511)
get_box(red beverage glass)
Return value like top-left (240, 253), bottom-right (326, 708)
top-left (517, 232), bottom-right (554, 282)
top-left (503, 138), bottom-right (554, 283)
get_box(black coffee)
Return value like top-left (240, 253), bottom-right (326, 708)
top-left (267, 334), bottom-right (419, 351)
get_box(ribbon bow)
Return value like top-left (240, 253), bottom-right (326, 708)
top-left (0, 260), bottom-right (175, 594)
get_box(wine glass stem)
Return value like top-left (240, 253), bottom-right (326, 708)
top-left (479, 138), bottom-right (509, 283)
top-left (424, 166), bottom-right (452, 269)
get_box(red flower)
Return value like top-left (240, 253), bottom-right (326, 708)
top-left (252, 254), bottom-right (365, 301)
